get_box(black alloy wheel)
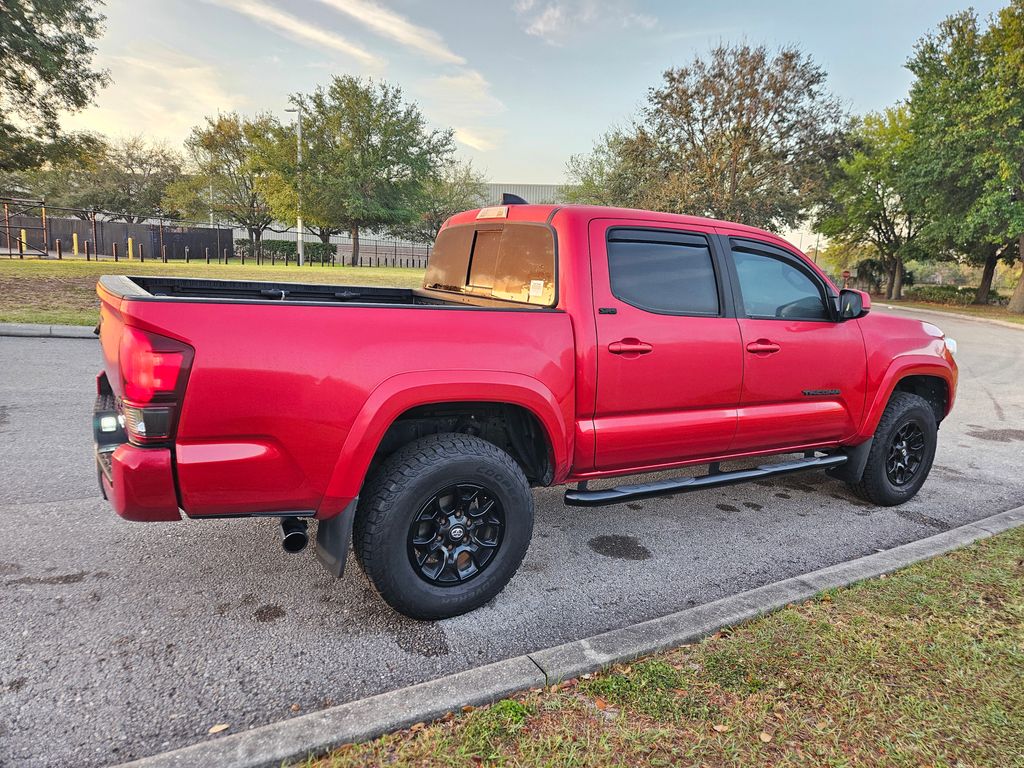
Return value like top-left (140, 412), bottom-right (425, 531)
top-left (408, 483), bottom-right (505, 586)
top-left (885, 422), bottom-right (926, 486)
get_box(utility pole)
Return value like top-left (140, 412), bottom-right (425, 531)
top-left (285, 104), bottom-right (305, 266)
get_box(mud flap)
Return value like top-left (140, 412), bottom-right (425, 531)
top-left (314, 498), bottom-right (358, 578)
top-left (826, 438), bottom-right (874, 484)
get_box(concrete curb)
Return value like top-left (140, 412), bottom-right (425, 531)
top-left (880, 303), bottom-right (1024, 331)
top-left (0, 322), bottom-right (94, 339)
top-left (115, 503), bottom-right (1024, 768)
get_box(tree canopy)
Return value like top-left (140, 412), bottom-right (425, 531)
top-left (0, 0), bottom-right (109, 171)
top-left (816, 107), bottom-right (924, 300)
top-left (257, 76), bottom-right (455, 264)
top-left (565, 44), bottom-right (850, 231)
top-left (164, 113), bottom-right (276, 247)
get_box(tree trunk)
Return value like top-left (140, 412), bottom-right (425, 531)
top-left (973, 251), bottom-right (998, 305)
top-left (892, 257), bottom-right (904, 301)
top-left (1008, 235), bottom-right (1024, 314)
top-left (318, 230), bottom-right (331, 245)
top-left (254, 228), bottom-right (263, 266)
top-left (349, 225), bottom-right (360, 267)
top-left (885, 259), bottom-right (898, 300)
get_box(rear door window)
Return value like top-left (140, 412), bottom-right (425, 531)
top-left (606, 229), bottom-right (720, 315)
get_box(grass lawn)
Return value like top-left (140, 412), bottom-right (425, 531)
top-left (877, 297), bottom-right (1024, 326)
top-left (0, 259), bottom-right (425, 326)
top-left (314, 526), bottom-right (1024, 767)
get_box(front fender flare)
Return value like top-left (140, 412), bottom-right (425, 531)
top-left (316, 370), bottom-right (572, 517)
top-left (852, 355), bottom-right (957, 443)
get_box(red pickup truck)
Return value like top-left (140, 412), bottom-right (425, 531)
top-left (94, 203), bottom-right (958, 619)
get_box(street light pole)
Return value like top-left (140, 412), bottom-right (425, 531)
top-left (285, 105), bottom-right (304, 267)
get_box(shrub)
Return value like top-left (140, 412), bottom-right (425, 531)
top-left (902, 284), bottom-right (1002, 306)
top-left (233, 238), bottom-right (336, 264)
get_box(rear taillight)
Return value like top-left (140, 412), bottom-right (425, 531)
top-left (118, 326), bottom-right (193, 446)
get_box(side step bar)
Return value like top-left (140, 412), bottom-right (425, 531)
top-left (564, 453), bottom-right (848, 507)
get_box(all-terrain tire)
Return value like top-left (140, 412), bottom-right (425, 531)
top-left (849, 392), bottom-right (937, 506)
top-left (353, 433), bottom-right (534, 620)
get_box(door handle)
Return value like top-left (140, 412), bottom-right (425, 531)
top-left (608, 338), bottom-right (653, 355)
top-left (746, 340), bottom-right (781, 354)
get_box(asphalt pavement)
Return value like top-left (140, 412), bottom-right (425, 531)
top-left (1, 311), bottom-right (1022, 767)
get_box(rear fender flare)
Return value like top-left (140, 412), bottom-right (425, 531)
top-left (316, 370), bottom-right (571, 517)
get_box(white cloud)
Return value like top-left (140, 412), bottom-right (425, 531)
top-left (206, 0), bottom-right (383, 66)
top-left (313, 0), bottom-right (465, 65)
top-left (417, 68), bottom-right (506, 152)
top-left (453, 127), bottom-right (496, 152)
top-left (513, 0), bottom-right (656, 45)
top-left (63, 43), bottom-right (246, 146)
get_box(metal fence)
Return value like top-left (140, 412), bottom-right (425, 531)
top-left (0, 198), bottom-right (433, 268)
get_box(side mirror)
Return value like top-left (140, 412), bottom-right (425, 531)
top-left (838, 289), bottom-right (870, 320)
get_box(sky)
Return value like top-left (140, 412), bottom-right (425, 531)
top-left (65, 0), bottom-right (1008, 187)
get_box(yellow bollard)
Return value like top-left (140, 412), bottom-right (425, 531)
top-left (128, 236), bottom-right (134, 260)
top-left (73, 232), bottom-right (79, 256)
top-left (19, 229), bottom-right (26, 257)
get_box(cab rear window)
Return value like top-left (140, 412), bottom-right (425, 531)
top-left (424, 223), bottom-right (557, 306)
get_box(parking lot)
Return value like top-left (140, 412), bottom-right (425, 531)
top-left (1, 310), bottom-right (1022, 767)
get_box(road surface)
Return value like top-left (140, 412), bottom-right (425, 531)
top-left (1, 311), bottom-right (1021, 766)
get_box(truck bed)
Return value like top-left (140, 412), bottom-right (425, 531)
top-left (100, 274), bottom-right (455, 307)
top-left (99, 275), bottom-right (550, 310)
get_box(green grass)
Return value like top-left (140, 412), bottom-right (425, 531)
top-left (878, 296), bottom-right (1024, 325)
top-left (0, 258), bottom-right (425, 325)
top-left (311, 526), bottom-right (1024, 767)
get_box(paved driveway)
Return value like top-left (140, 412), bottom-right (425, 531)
top-left (1, 311), bottom-right (1021, 766)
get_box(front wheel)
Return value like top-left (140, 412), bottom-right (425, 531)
top-left (849, 392), bottom-right (937, 506)
top-left (354, 433), bottom-right (534, 620)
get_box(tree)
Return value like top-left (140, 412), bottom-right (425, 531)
top-left (1, 0), bottom-right (109, 171)
top-left (386, 159), bottom-right (487, 243)
top-left (563, 130), bottom-right (655, 207)
top-left (816, 107), bottom-right (924, 300)
top-left (906, 9), bottom-right (1013, 304)
top-left (983, 0), bottom-right (1024, 313)
top-left (165, 113), bottom-right (276, 253)
top-left (27, 135), bottom-right (182, 221)
top-left (564, 44), bottom-right (849, 230)
top-left (261, 76), bottom-right (454, 265)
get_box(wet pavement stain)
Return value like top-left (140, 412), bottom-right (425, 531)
top-left (716, 504), bottom-right (739, 512)
top-left (966, 427), bottom-right (1024, 443)
top-left (774, 493), bottom-right (792, 499)
top-left (587, 535), bottom-right (652, 561)
top-left (894, 510), bottom-right (951, 531)
top-left (627, 502), bottom-right (643, 510)
top-left (0, 562), bottom-right (21, 576)
top-left (393, 623), bottom-right (450, 658)
top-left (7, 571), bottom-right (88, 586)
top-left (743, 502), bottom-right (763, 511)
top-left (0, 405), bottom-right (8, 431)
top-left (253, 604), bottom-right (286, 623)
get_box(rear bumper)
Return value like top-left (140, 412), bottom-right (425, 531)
top-left (98, 444), bottom-right (181, 522)
top-left (95, 371), bottom-right (181, 522)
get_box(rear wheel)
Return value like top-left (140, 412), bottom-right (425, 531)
top-left (849, 392), bottom-right (937, 506)
top-left (354, 433), bottom-right (534, 620)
